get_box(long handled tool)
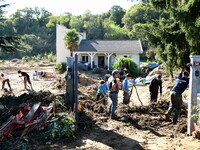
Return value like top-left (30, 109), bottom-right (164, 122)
top-left (96, 93), bottom-right (107, 104)
top-left (134, 86), bottom-right (143, 106)
top-left (19, 77), bottom-right (32, 90)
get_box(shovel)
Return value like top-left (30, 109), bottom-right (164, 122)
top-left (134, 86), bottom-right (143, 106)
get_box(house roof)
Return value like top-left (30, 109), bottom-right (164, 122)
top-left (77, 40), bottom-right (143, 53)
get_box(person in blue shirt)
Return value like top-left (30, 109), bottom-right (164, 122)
top-left (96, 80), bottom-right (108, 101)
top-left (165, 70), bottom-right (189, 124)
top-left (122, 73), bottom-right (132, 105)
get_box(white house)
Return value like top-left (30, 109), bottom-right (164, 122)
top-left (56, 24), bottom-right (143, 70)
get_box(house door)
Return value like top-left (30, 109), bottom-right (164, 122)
top-left (98, 56), bottom-right (105, 68)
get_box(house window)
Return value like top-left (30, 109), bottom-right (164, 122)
top-left (82, 56), bottom-right (88, 62)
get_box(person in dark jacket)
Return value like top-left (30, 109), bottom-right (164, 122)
top-left (18, 70), bottom-right (33, 90)
top-left (149, 74), bottom-right (162, 103)
top-left (165, 71), bottom-right (189, 124)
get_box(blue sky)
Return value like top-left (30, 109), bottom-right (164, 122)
top-left (3, 0), bottom-right (138, 16)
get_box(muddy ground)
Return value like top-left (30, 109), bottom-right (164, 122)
top-left (0, 61), bottom-right (200, 150)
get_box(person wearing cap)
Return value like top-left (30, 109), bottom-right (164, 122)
top-left (149, 74), bottom-right (162, 103)
top-left (165, 70), bottom-right (189, 124)
top-left (1, 73), bottom-right (12, 91)
top-left (107, 69), bottom-right (120, 119)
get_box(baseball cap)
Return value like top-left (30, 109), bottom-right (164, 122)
top-left (112, 69), bottom-right (119, 75)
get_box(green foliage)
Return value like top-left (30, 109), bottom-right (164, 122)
top-left (0, 115), bottom-right (75, 149)
top-left (21, 56), bottom-right (30, 62)
top-left (192, 104), bottom-right (200, 121)
top-left (19, 53), bottom-right (56, 63)
top-left (108, 5), bottom-right (125, 27)
top-left (112, 57), bottom-right (140, 77)
top-left (44, 115), bottom-right (75, 142)
top-left (92, 68), bottom-right (103, 74)
top-left (64, 28), bottom-right (79, 56)
top-left (55, 62), bottom-right (66, 73)
top-left (47, 52), bottom-right (56, 62)
top-left (103, 21), bottom-right (129, 39)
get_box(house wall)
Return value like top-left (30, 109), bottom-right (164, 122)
top-left (56, 24), bottom-right (86, 64)
top-left (56, 24), bottom-right (69, 64)
top-left (77, 53), bottom-right (140, 69)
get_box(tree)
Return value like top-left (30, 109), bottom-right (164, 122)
top-left (112, 57), bottom-right (140, 77)
top-left (69, 16), bottom-right (84, 32)
top-left (123, 2), bottom-right (193, 77)
top-left (108, 5), bottom-right (125, 27)
top-left (0, 1), bottom-right (20, 52)
top-left (150, 0), bottom-right (200, 59)
top-left (103, 18), bottom-right (129, 40)
top-left (64, 28), bottom-right (79, 57)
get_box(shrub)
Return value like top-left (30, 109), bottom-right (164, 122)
top-left (112, 57), bottom-right (140, 77)
top-left (55, 62), bottom-right (66, 73)
top-left (92, 68), bottom-right (103, 74)
top-left (192, 104), bottom-right (200, 121)
top-left (44, 115), bottom-right (75, 141)
top-left (47, 52), bottom-right (56, 62)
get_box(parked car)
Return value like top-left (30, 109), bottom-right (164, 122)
top-left (141, 63), bottom-right (161, 73)
top-left (78, 61), bottom-right (91, 71)
top-left (145, 74), bottom-right (158, 84)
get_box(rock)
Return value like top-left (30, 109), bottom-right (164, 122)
top-left (11, 58), bottom-right (19, 62)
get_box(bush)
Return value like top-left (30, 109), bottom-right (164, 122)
top-left (192, 104), bottom-right (200, 121)
top-left (92, 68), bottom-right (103, 74)
top-left (47, 52), bottom-right (56, 62)
top-left (44, 115), bottom-right (75, 142)
top-left (112, 57), bottom-right (140, 77)
top-left (55, 62), bottom-right (66, 73)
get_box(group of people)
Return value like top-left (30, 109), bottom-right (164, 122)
top-left (0, 70), bottom-right (33, 91)
top-left (96, 67), bottom-right (190, 124)
top-left (96, 69), bottom-right (134, 119)
top-left (149, 69), bottom-right (189, 124)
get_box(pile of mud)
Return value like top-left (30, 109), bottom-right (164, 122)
top-left (80, 99), bottom-right (188, 134)
top-left (50, 75), bottom-right (66, 90)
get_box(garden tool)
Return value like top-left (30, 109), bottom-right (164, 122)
top-left (134, 86), bottom-right (143, 106)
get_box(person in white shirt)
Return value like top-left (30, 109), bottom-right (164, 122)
top-left (1, 73), bottom-right (12, 91)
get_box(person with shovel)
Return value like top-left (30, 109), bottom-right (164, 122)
top-left (149, 74), bottom-right (162, 103)
top-left (122, 73), bottom-right (132, 105)
top-left (165, 70), bottom-right (189, 124)
top-left (96, 80), bottom-right (108, 101)
top-left (1, 73), bottom-right (12, 91)
top-left (18, 70), bottom-right (33, 90)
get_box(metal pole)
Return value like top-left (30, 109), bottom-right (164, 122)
top-left (74, 54), bottom-right (78, 129)
top-left (66, 57), bottom-right (74, 109)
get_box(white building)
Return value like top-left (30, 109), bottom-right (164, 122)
top-left (56, 24), bottom-right (143, 70)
